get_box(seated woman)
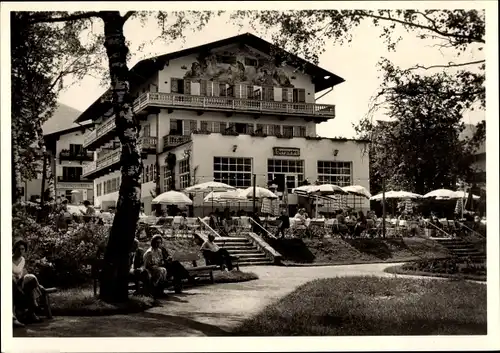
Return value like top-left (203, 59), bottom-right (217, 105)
top-left (354, 210), bottom-right (368, 237)
top-left (200, 234), bottom-right (234, 271)
top-left (143, 235), bottom-right (169, 297)
top-left (12, 238), bottom-right (45, 326)
top-left (129, 239), bottom-right (150, 294)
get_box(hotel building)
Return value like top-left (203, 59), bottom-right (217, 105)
top-left (76, 33), bottom-right (370, 214)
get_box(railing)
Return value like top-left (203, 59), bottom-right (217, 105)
top-left (59, 150), bottom-right (94, 161)
top-left (82, 147), bottom-right (121, 177)
top-left (197, 217), bottom-right (222, 238)
top-left (96, 117), bottom-right (116, 138)
top-left (163, 134), bottom-right (191, 150)
top-left (57, 176), bottom-right (92, 183)
top-left (133, 92), bottom-right (336, 118)
top-left (83, 130), bottom-right (97, 147)
top-left (249, 217), bottom-right (277, 239)
top-left (140, 136), bottom-right (157, 151)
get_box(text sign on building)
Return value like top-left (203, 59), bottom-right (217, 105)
top-left (273, 147), bottom-right (301, 157)
top-left (57, 183), bottom-right (93, 190)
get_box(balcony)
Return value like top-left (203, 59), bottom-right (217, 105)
top-left (57, 176), bottom-right (92, 183)
top-left (140, 136), bottom-right (158, 154)
top-left (133, 92), bottom-right (336, 121)
top-left (59, 150), bottom-right (94, 162)
top-left (82, 148), bottom-right (121, 178)
top-left (163, 135), bottom-right (191, 152)
top-left (83, 117), bottom-right (117, 150)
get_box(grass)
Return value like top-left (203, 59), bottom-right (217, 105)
top-left (385, 265), bottom-right (486, 282)
top-left (232, 276), bottom-right (487, 336)
top-left (49, 287), bottom-right (155, 316)
top-left (211, 270), bottom-right (258, 283)
top-left (272, 236), bottom-right (451, 265)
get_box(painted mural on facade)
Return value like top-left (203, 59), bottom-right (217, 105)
top-left (183, 45), bottom-right (294, 88)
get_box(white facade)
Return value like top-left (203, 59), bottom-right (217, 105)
top-left (84, 34), bottom-right (369, 214)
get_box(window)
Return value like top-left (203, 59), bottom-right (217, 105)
top-left (293, 88), bottom-right (306, 103)
top-left (145, 165), bottom-right (150, 183)
top-left (65, 190), bottom-right (73, 204)
top-left (171, 78), bottom-right (185, 94)
top-left (317, 161), bottom-right (352, 187)
top-left (217, 55), bottom-right (236, 64)
top-left (213, 157), bottom-right (252, 188)
top-left (169, 119), bottom-right (183, 135)
top-left (283, 126), bottom-right (294, 138)
top-left (233, 123), bottom-right (254, 134)
top-left (294, 126), bottom-right (306, 137)
top-left (163, 166), bottom-right (172, 192)
top-left (62, 167), bottom-right (82, 181)
top-left (179, 159), bottom-right (190, 189)
top-left (201, 120), bottom-right (226, 133)
top-left (69, 144), bottom-right (84, 155)
top-left (245, 57), bottom-right (258, 66)
top-left (267, 159), bottom-right (305, 193)
top-left (262, 86), bottom-right (274, 101)
top-left (142, 124), bottom-right (151, 137)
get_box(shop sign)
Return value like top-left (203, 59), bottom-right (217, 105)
top-left (57, 182), bottom-right (93, 190)
top-left (273, 147), bottom-right (300, 157)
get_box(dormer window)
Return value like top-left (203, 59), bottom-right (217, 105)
top-left (217, 55), bottom-right (236, 64)
top-left (244, 57), bottom-right (258, 66)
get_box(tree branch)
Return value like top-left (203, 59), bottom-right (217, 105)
top-left (406, 59), bottom-right (485, 71)
top-left (122, 11), bottom-right (135, 22)
top-left (27, 12), bottom-right (102, 24)
top-left (363, 11), bottom-right (485, 44)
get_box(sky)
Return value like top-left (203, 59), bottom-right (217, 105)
top-left (57, 11), bottom-right (485, 138)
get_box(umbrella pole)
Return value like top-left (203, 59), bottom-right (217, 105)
top-left (382, 178), bottom-right (386, 238)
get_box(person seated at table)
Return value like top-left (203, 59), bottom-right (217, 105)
top-left (294, 209), bottom-right (307, 227)
top-left (81, 200), bottom-right (96, 222)
top-left (12, 238), bottom-right (46, 325)
top-left (200, 234), bottom-right (234, 271)
top-left (275, 209), bottom-right (290, 239)
top-left (354, 211), bottom-right (367, 237)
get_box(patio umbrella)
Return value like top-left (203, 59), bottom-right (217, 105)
top-left (452, 191), bottom-right (480, 200)
top-left (240, 186), bottom-right (279, 199)
top-left (342, 185), bottom-right (371, 199)
top-left (292, 184), bottom-right (319, 197)
top-left (370, 190), bottom-right (422, 201)
top-left (423, 189), bottom-right (457, 199)
top-left (184, 181), bottom-right (236, 212)
top-left (203, 190), bottom-right (246, 203)
top-left (152, 190), bottom-right (193, 206)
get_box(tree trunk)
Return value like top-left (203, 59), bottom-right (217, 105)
top-left (99, 11), bottom-right (142, 303)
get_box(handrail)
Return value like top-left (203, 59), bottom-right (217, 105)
top-left (423, 219), bottom-right (453, 238)
top-left (197, 217), bottom-right (221, 238)
top-left (248, 217), bottom-right (277, 239)
top-left (456, 221), bottom-right (486, 238)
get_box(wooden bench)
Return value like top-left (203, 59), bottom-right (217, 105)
top-left (40, 287), bottom-right (58, 319)
top-left (201, 250), bottom-right (240, 272)
top-left (172, 251), bottom-right (219, 284)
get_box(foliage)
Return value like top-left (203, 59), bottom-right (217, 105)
top-left (12, 207), bottom-right (109, 287)
top-left (354, 69), bottom-right (486, 194)
top-left (400, 257), bottom-right (486, 277)
top-left (228, 10), bottom-right (486, 194)
top-left (233, 276), bottom-right (487, 335)
top-left (11, 12), bottom-right (104, 201)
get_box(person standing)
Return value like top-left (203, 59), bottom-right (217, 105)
top-left (275, 209), bottom-right (290, 239)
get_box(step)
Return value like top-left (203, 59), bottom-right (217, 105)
top-left (215, 239), bottom-right (252, 244)
top-left (224, 248), bottom-right (264, 254)
top-left (219, 245), bottom-right (257, 250)
top-left (215, 237), bottom-right (249, 242)
top-left (234, 256), bottom-right (271, 262)
top-left (238, 260), bottom-right (274, 266)
top-left (231, 253), bottom-right (268, 259)
top-left (449, 248), bottom-right (482, 253)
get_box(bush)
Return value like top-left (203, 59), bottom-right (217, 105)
top-left (401, 258), bottom-right (486, 277)
top-left (13, 209), bottom-right (109, 288)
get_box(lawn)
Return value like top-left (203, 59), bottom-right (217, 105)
top-left (269, 236), bottom-right (451, 265)
top-left (232, 276), bottom-right (487, 336)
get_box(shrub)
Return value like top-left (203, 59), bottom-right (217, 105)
top-left (13, 210), bottom-right (109, 288)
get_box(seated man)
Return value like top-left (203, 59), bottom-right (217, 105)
top-left (200, 234), bottom-right (234, 271)
top-left (129, 239), bottom-right (150, 294)
top-left (160, 244), bottom-right (196, 293)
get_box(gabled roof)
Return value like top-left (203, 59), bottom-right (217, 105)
top-left (43, 103), bottom-right (84, 135)
top-left (75, 33), bottom-right (345, 123)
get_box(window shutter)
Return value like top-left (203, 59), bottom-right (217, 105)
top-left (212, 81), bottom-right (220, 97)
top-left (219, 122), bottom-right (227, 132)
top-left (190, 120), bottom-right (197, 131)
top-left (246, 85), bottom-right (253, 99)
top-left (171, 79), bottom-right (178, 93)
top-left (256, 124), bottom-right (264, 133)
top-left (234, 84), bottom-right (242, 98)
top-left (184, 80), bottom-right (191, 95)
top-left (273, 125), bottom-right (281, 136)
top-left (247, 124), bottom-right (254, 134)
top-left (200, 80), bottom-right (207, 96)
top-left (298, 89), bottom-right (306, 103)
top-left (288, 89), bottom-right (293, 103)
top-left (282, 88), bottom-right (288, 102)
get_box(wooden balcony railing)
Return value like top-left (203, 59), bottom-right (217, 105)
top-left (83, 130), bottom-right (97, 147)
top-left (57, 176), bottom-right (92, 183)
top-left (163, 135), bottom-right (191, 150)
top-left (140, 136), bottom-right (157, 151)
top-left (59, 150), bottom-right (94, 161)
top-left (82, 148), bottom-right (121, 177)
top-left (133, 92), bottom-right (336, 118)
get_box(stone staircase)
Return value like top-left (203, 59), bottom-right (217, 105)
top-left (431, 237), bottom-right (486, 263)
top-left (213, 236), bottom-right (274, 267)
